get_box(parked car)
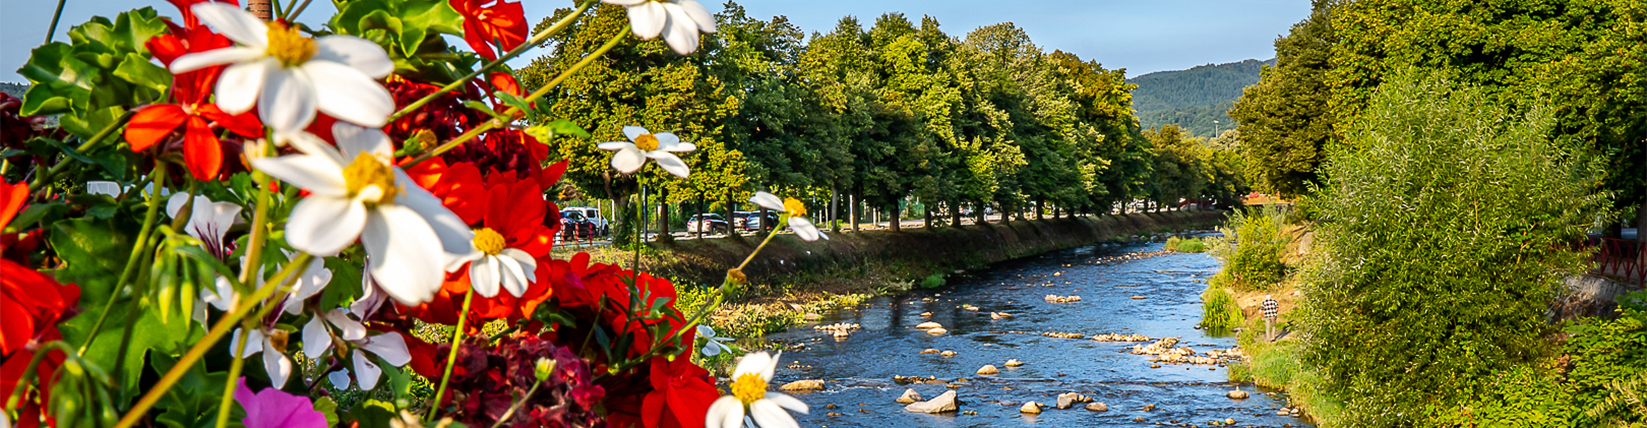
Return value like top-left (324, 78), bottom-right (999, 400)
top-left (732, 211), bottom-right (779, 231)
top-left (560, 206), bottom-right (608, 236)
top-left (559, 210), bottom-right (598, 240)
top-left (687, 213), bottom-right (731, 234)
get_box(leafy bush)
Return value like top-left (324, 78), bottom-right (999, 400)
top-left (919, 274), bottom-right (947, 289)
top-left (1166, 236), bottom-right (1208, 253)
top-left (1299, 73), bottom-right (1607, 427)
top-left (1209, 206), bottom-right (1289, 290)
top-left (1199, 285), bottom-right (1245, 332)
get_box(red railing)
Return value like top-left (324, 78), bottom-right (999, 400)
top-left (1589, 237), bottom-right (1644, 287)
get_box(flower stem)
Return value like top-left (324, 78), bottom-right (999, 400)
top-left (487, 378), bottom-right (543, 428)
top-left (240, 145), bottom-right (277, 287)
top-left (112, 253), bottom-right (314, 428)
top-left (386, 0), bottom-right (599, 123)
top-left (402, 27), bottom-right (631, 169)
top-left (44, 0), bottom-right (66, 43)
top-left (214, 327), bottom-right (253, 428)
top-left (28, 109), bottom-right (135, 192)
top-left (2, 341), bottom-right (76, 412)
top-left (78, 163), bottom-right (167, 356)
top-left (427, 290), bottom-right (475, 419)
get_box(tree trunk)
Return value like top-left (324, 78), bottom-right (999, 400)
top-left (697, 194), bottom-right (705, 241)
top-left (1035, 199), bottom-right (1044, 220)
top-left (830, 184), bottom-right (840, 233)
top-left (758, 206), bottom-right (768, 236)
top-left (850, 194), bottom-right (859, 232)
top-left (248, 0), bottom-right (273, 20)
top-left (889, 202), bottom-right (901, 232)
top-left (950, 200), bottom-right (962, 227)
top-left (727, 194), bottom-right (737, 237)
top-left (923, 200), bottom-right (933, 229)
top-left (658, 189), bottom-right (671, 242)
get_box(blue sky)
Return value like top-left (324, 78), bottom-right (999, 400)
top-left (1, 0), bottom-right (1309, 84)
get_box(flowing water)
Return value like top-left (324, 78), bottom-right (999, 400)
top-left (758, 238), bottom-right (1314, 427)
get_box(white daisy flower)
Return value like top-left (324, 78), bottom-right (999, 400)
top-left (301, 308), bottom-right (412, 389)
top-left (749, 192), bottom-right (826, 242)
top-left (194, 251), bottom-right (331, 324)
top-left (697, 325), bottom-right (733, 357)
top-left (447, 228), bottom-right (537, 298)
top-left (228, 325), bottom-right (295, 388)
top-left (603, 0), bottom-right (716, 55)
top-left (705, 351), bottom-right (808, 428)
top-left (169, 2), bottom-right (395, 133)
top-left (597, 126), bottom-right (696, 178)
top-left (248, 122), bottom-right (472, 305)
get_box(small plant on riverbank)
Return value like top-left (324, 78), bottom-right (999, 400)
top-left (1208, 205), bottom-right (1290, 290)
top-left (1166, 236), bottom-right (1208, 252)
top-left (920, 273), bottom-right (947, 288)
top-left (1199, 286), bottom-right (1245, 332)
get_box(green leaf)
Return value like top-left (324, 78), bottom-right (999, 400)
top-left (496, 92), bottom-right (532, 118)
top-left (150, 353), bottom-right (238, 428)
top-left (49, 216), bottom-right (136, 306)
top-left (524, 119), bottom-right (591, 142)
top-left (18, 43), bottom-right (90, 116)
top-left (115, 52), bottom-right (172, 92)
top-left (313, 397), bottom-right (339, 428)
top-left (344, 400), bottom-right (398, 428)
top-left (463, 100), bottom-right (506, 121)
top-left (59, 297), bottom-right (201, 392)
top-left (111, 8), bottom-right (166, 55)
top-left (317, 256), bottom-right (363, 309)
top-left (4, 202), bottom-right (69, 234)
top-left (60, 105), bottom-right (127, 141)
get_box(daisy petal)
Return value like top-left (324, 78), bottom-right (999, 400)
top-left (326, 309), bottom-right (367, 341)
top-left (285, 195), bottom-right (367, 256)
top-left (706, 396), bottom-right (743, 428)
top-left (660, 4), bottom-right (700, 55)
top-left (394, 169), bottom-right (476, 256)
top-left (230, 328), bottom-right (263, 358)
top-left (363, 205), bottom-right (446, 305)
top-left (250, 153), bottom-right (348, 196)
top-left (602, 0), bottom-right (645, 5)
top-left (262, 341), bottom-right (292, 388)
top-left (352, 349), bottom-right (383, 389)
top-left (611, 146), bottom-right (646, 174)
top-left (469, 255), bottom-right (500, 298)
top-left (302, 316), bottom-right (332, 359)
top-left (622, 126), bottom-right (649, 141)
top-left (497, 255), bottom-right (529, 298)
top-left (733, 351), bottom-right (771, 379)
top-left (679, 0), bottom-right (717, 33)
top-left (646, 151), bottom-right (690, 178)
top-left (306, 61), bottom-right (394, 128)
top-left (169, 46), bottom-right (264, 74)
top-left (789, 217), bottom-right (820, 241)
top-left (653, 132), bottom-right (681, 146)
top-left (749, 192), bottom-right (784, 211)
top-left (765, 392), bottom-right (810, 413)
top-left (313, 36), bottom-right (394, 78)
top-left (328, 370), bottom-right (352, 389)
top-left (260, 67), bottom-right (319, 134)
top-left (627, 2), bottom-right (668, 40)
top-left (750, 400), bottom-right (799, 428)
top-left (191, 3), bottom-right (269, 47)
top-left (598, 141), bottom-right (636, 151)
top-left (501, 248), bottom-right (537, 281)
top-left (333, 122), bottom-right (393, 160)
top-left (213, 58), bottom-right (274, 115)
top-left (763, 351), bottom-right (781, 380)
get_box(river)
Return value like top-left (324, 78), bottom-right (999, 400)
top-left (758, 238), bottom-right (1314, 427)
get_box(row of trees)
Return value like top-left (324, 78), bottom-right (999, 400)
top-left (519, 2), bottom-right (1247, 241)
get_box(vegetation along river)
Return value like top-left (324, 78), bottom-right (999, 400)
top-left (757, 237), bottom-right (1314, 427)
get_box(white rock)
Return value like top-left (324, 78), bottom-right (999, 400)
top-left (915, 322), bottom-right (942, 330)
top-left (1019, 401), bottom-right (1043, 414)
top-left (895, 388), bottom-right (923, 404)
top-left (1227, 389), bottom-right (1249, 399)
top-left (779, 379), bottom-right (824, 392)
top-left (903, 390), bottom-right (958, 414)
top-left (976, 365), bottom-right (1000, 375)
top-left (1004, 359), bottom-right (1024, 367)
top-left (1085, 402), bottom-right (1108, 412)
top-left (927, 327), bottom-right (948, 335)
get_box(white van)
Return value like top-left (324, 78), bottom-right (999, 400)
top-left (564, 206), bottom-right (608, 236)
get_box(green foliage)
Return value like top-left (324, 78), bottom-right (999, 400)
top-left (1230, 0), bottom-right (1336, 197)
top-left (1129, 59), bottom-right (1271, 137)
top-left (919, 273), bottom-right (946, 289)
top-left (1300, 73), bottom-right (1607, 427)
top-left (1198, 285), bottom-right (1244, 332)
top-left (1210, 206), bottom-right (1288, 290)
top-left (1165, 236), bottom-right (1207, 253)
top-left (19, 8), bottom-right (168, 136)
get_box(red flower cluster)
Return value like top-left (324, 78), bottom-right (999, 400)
top-left (409, 333), bottom-right (606, 427)
top-left (125, 0), bottom-right (263, 181)
top-left (452, 0), bottom-right (529, 61)
top-left (0, 259), bottom-right (82, 428)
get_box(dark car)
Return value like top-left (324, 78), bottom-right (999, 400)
top-left (560, 210), bottom-right (598, 240)
top-left (733, 211), bottom-right (779, 231)
top-left (687, 213), bottom-right (731, 234)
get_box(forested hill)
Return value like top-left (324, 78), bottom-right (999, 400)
top-left (1128, 58), bottom-right (1272, 137)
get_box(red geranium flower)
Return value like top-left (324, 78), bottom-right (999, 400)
top-left (452, 0), bottom-right (528, 61)
top-left (130, 15), bottom-right (263, 180)
top-left (641, 356), bottom-right (718, 428)
top-left (1, 258), bottom-right (81, 428)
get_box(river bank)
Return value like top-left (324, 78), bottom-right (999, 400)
top-left (554, 211), bottom-right (1225, 338)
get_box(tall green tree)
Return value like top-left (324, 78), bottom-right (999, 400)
top-left (1229, 0), bottom-right (1336, 197)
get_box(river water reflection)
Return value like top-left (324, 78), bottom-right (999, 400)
top-left (759, 239), bottom-right (1315, 427)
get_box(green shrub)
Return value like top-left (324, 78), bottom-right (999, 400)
top-left (1166, 237), bottom-right (1209, 253)
top-left (1199, 286), bottom-right (1245, 332)
top-left (1300, 73), bottom-right (1607, 427)
top-left (919, 273), bottom-right (946, 289)
top-left (1210, 206), bottom-right (1289, 290)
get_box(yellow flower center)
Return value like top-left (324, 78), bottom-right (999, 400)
top-left (472, 227), bottom-right (506, 255)
top-left (634, 133), bottom-right (660, 152)
top-left (342, 153), bottom-right (399, 205)
top-left (782, 197), bottom-right (806, 217)
top-left (730, 373), bottom-right (768, 406)
top-left (265, 22), bottom-right (316, 67)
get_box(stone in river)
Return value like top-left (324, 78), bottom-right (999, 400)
top-left (1227, 389), bottom-right (1249, 399)
top-left (1143, 403), bottom-right (1155, 411)
top-left (894, 388), bottom-right (923, 404)
top-left (1004, 358), bottom-right (1024, 367)
top-left (1226, 418), bottom-right (1236, 425)
top-left (779, 380), bottom-right (824, 392)
top-left (903, 390), bottom-right (958, 414)
top-left (1019, 402), bottom-right (1043, 414)
top-left (915, 322), bottom-right (942, 330)
top-left (1130, 295), bottom-right (1146, 300)
top-left (976, 365), bottom-right (1000, 375)
top-left (1085, 402), bottom-right (1108, 412)
top-left (940, 350), bottom-right (957, 357)
top-left (920, 312), bottom-right (932, 318)
top-left (919, 349), bottom-right (941, 354)
top-left (1055, 392), bottom-right (1090, 409)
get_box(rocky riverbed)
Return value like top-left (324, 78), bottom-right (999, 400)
top-left (756, 237), bottom-right (1315, 427)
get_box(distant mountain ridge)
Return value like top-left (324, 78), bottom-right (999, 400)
top-left (1128, 58), bottom-right (1273, 137)
top-left (1, 82), bottom-right (26, 99)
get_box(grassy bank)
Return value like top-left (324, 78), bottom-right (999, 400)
top-left (557, 211), bottom-right (1224, 340)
